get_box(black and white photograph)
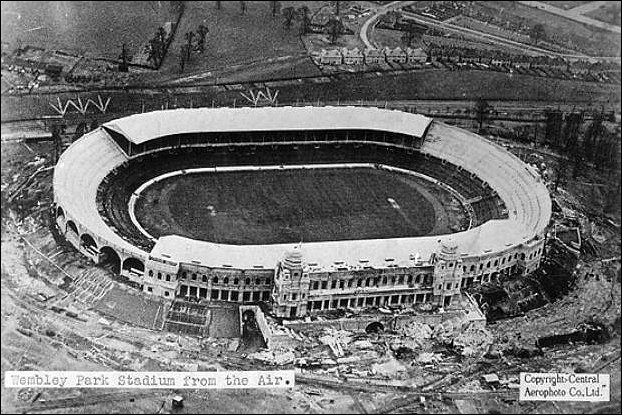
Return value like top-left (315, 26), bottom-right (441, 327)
top-left (1, 1), bottom-right (620, 413)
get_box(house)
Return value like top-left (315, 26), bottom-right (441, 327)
top-left (342, 48), bottom-right (364, 65)
top-left (513, 57), bottom-right (532, 69)
top-left (384, 47), bottom-right (407, 64)
top-left (406, 47), bottom-right (427, 64)
top-left (490, 57), bottom-right (505, 66)
top-left (364, 48), bottom-right (384, 64)
top-left (319, 49), bottom-right (342, 66)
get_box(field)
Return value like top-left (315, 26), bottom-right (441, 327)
top-left (539, 1), bottom-right (594, 10)
top-left (0, 1), bottom-right (176, 59)
top-left (159, 1), bottom-right (316, 75)
top-left (483, 1), bottom-right (621, 56)
top-left (584, 2), bottom-right (622, 27)
top-left (134, 167), bottom-right (466, 245)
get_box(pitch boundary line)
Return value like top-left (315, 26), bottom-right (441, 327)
top-left (127, 163), bottom-right (474, 243)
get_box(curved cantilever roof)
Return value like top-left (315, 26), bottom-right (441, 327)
top-left (56, 106), bottom-right (551, 270)
top-left (102, 106), bottom-right (433, 144)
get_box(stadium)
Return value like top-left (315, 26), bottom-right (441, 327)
top-left (53, 106), bottom-right (551, 319)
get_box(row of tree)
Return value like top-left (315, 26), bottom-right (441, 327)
top-left (179, 24), bottom-right (209, 73)
top-left (544, 110), bottom-right (620, 189)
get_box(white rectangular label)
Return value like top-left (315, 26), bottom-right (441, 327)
top-left (4, 371), bottom-right (295, 389)
top-left (519, 373), bottom-right (610, 401)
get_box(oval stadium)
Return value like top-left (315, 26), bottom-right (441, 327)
top-left (53, 106), bottom-right (551, 319)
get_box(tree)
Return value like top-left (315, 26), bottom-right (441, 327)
top-left (179, 45), bottom-right (187, 73)
top-left (327, 16), bottom-right (343, 44)
top-left (147, 38), bottom-right (161, 67)
top-left (240, 1), bottom-right (247, 14)
top-left (282, 7), bottom-right (296, 29)
top-left (297, 6), bottom-right (311, 35)
top-left (156, 27), bottom-right (167, 47)
top-left (473, 98), bottom-right (492, 132)
top-left (401, 30), bottom-right (415, 48)
top-left (271, 1), bottom-right (280, 17)
top-left (544, 109), bottom-right (564, 148)
top-left (184, 31), bottom-right (195, 61)
top-left (216, 1), bottom-right (221, 10)
top-left (118, 43), bottom-right (129, 72)
top-left (50, 121), bottom-right (66, 164)
top-left (196, 24), bottom-right (209, 53)
top-left (529, 23), bottom-right (546, 45)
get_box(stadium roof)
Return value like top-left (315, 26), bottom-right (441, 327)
top-left (55, 109), bottom-right (550, 272)
top-left (150, 219), bottom-right (535, 271)
top-left (102, 106), bottom-right (433, 145)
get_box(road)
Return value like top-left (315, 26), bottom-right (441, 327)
top-left (519, 1), bottom-right (621, 34)
top-left (359, 1), bottom-right (415, 49)
top-left (401, 10), bottom-right (590, 59)
top-left (360, 2), bottom-right (620, 62)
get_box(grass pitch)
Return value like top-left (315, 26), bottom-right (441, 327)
top-left (134, 167), bottom-right (462, 245)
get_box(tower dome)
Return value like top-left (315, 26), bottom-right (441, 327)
top-left (282, 246), bottom-right (303, 268)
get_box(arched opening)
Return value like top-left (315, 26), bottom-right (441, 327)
top-left (239, 308), bottom-right (266, 352)
top-left (99, 246), bottom-right (121, 274)
top-left (242, 309), bottom-right (256, 324)
top-left (122, 257), bottom-right (145, 277)
top-left (66, 220), bottom-right (78, 237)
top-left (80, 233), bottom-right (97, 254)
top-left (56, 206), bottom-right (66, 230)
top-left (56, 206), bottom-right (65, 221)
top-left (365, 321), bottom-right (385, 334)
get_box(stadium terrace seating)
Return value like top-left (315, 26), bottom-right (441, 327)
top-left (422, 122), bottom-right (550, 236)
top-left (96, 137), bottom-right (506, 248)
top-left (54, 129), bottom-right (139, 254)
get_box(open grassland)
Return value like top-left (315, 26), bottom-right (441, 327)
top-left (134, 167), bottom-right (453, 245)
top-left (483, 1), bottom-right (620, 56)
top-left (584, 2), bottom-right (622, 27)
top-left (1, 69), bottom-right (619, 123)
top-left (159, 1), bottom-right (315, 75)
top-left (0, 1), bottom-right (176, 59)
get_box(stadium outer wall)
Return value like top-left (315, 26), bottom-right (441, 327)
top-left (53, 107), bottom-right (551, 319)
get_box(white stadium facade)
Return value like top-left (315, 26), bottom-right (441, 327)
top-left (53, 106), bottom-right (551, 318)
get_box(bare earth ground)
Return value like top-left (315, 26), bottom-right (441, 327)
top-left (134, 167), bottom-right (466, 244)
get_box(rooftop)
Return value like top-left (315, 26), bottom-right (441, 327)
top-left (149, 219), bottom-right (534, 272)
top-left (102, 106), bottom-right (432, 145)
